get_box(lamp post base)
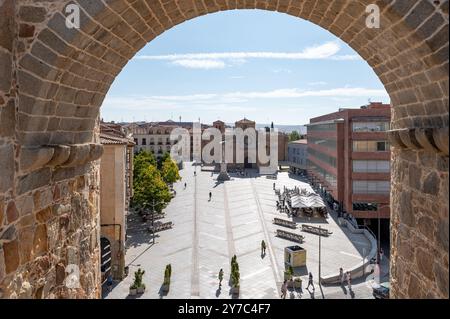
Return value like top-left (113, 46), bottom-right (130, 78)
top-left (217, 162), bottom-right (230, 181)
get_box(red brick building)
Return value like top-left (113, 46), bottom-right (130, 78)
top-left (306, 102), bottom-right (391, 224)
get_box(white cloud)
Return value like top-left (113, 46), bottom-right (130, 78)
top-left (134, 41), bottom-right (362, 69)
top-left (171, 59), bottom-right (226, 69)
top-left (103, 87), bottom-right (389, 112)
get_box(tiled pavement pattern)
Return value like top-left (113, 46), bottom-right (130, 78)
top-left (106, 163), bottom-right (383, 299)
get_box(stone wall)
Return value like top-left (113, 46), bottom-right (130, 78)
top-left (0, 0), bottom-right (448, 299)
top-left (0, 0), bottom-right (102, 298)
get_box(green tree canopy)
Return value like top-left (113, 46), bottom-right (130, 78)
top-left (133, 164), bottom-right (171, 213)
top-left (161, 157), bottom-right (181, 185)
top-left (157, 152), bottom-right (171, 170)
top-left (289, 130), bottom-right (301, 142)
top-left (133, 150), bottom-right (157, 181)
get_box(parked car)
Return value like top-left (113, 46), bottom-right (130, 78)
top-left (372, 282), bottom-right (390, 299)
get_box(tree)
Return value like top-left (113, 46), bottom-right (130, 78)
top-left (289, 130), bottom-right (301, 142)
top-left (157, 152), bottom-right (171, 170)
top-left (133, 150), bottom-right (157, 181)
top-left (161, 157), bottom-right (181, 185)
top-left (133, 164), bottom-right (171, 213)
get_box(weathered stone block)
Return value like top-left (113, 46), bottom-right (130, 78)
top-left (0, 247), bottom-right (5, 282)
top-left (0, 50), bottom-right (12, 92)
top-left (17, 168), bottom-right (52, 195)
top-left (35, 207), bottom-right (53, 224)
top-left (3, 239), bottom-right (19, 274)
top-left (15, 194), bottom-right (34, 217)
top-left (0, 144), bottom-right (14, 193)
top-left (0, 0), bottom-right (14, 52)
top-left (19, 6), bottom-right (47, 23)
top-left (6, 201), bottom-right (18, 224)
top-left (33, 188), bottom-right (53, 211)
top-left (55, 262), bottom-right (65, 286)
top-left (19, 24), bottom-right (35, 38)
top-left (437, 219), bottom-right (449, 252)
top-left (415, 248), bottom-right (435, 281)
top-left (18, 226), bottom-right (34, 265)
top-left (433, 262), bottom-right (449, 297)
top-left (422, 171), bottom-right (439, 195)
top-left (33, 224), bottom-right (48, 257)
top-left (0, 99), bottom-right (16, 137)
top-left (0, 198), bottom-right (4, 227)
top-left (0, 223), bottom-right (16, 242)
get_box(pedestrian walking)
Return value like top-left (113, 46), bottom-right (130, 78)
top-left (218, 269), bottom-right (224, 287)
top-left (261, 240), bottom-right (266, 255)
top-left (379, 248), bottom-right (384, 262)
top-left (339, 268), bottom-right (344, 285)
top-left (209, 191), bottom-right (212, 201)
top-left (306, 272), bottom-right (315, 290)
top-left (281, 280), bottom-right (288, 299)
top-left (184, 182), bottom-right (187, 189)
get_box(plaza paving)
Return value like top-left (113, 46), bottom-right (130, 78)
top-left (105, 163), bottom-right (386, 299)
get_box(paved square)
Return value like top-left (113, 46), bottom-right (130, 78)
top-left (105, 163), bottom-right (380, 299)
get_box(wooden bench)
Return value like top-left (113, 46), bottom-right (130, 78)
top-left (273, 218), bottom-right (297, 229)
top-left (276, 229), bottom-right (305, 243)
top-left (301, 224), bottom-right (332, 236)
top-left (148, 221), bottom-right (173, 233)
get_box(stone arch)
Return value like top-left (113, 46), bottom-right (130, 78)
top-left (0, 0), bottom-right (448, 299)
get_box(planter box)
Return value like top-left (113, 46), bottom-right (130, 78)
top-left (284, 272), bottom-right (293, 281)
top-left (162, 284), bottom-right (170, 293)
top-left (129, 288), bottom-right (137, 296)
top-left (231, 286), bottom-right (240, 295)
top-left (137, 286), bottom-right (145, 294)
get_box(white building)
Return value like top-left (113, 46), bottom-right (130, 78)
top-left (287, 139), bottom-right (308, 174)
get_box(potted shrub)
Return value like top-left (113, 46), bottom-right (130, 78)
top-left (294, 277), bottom-right (302, 289)
top-left (284, 266), bottom-right (293, 281)
top-left (162, 264), bottom-right (172, 293)
top-left (129, 283), bottom-right (137, 296)
top-left (230, 256), bottom-right (240, 296)
top-left (129, 268), bottom-right (145, 295)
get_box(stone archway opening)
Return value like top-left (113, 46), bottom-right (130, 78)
top-left (0, 0), bottom-right (448, 299)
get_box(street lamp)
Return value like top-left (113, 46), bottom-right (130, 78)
top-left (370, 203), bottom-right (388, 265)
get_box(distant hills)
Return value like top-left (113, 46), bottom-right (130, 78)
top-left (255, 124), bottom-right (307, 134)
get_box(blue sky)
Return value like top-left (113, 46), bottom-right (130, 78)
top-left (101, 10), bottom-right (390, 125)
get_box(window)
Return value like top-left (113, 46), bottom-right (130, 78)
top-left (307, 159), bottom-right (337, 188)
top-left (352, 160), bottom-right (390, 173)
top-left (142, 138), bottom-right (147, 145)
top-left (353, 140), bottom-right (390, 152)
top-left (352, 202), bottom-right (378, 211)
top-left (307, 123), bottom-right (337, 133)
top-left (352, 121), bottom-right (389, 132)
top-left (134, 138), bottom-right (138, 145)
top-left (309, 136), bottom-right (337, 149)
top-left (308, 148), bottom-right (337, 167)
top-left (352, 181), bottom-right (390, 194)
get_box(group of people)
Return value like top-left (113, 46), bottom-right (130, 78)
top-left (339, 268), bottom-right (352, 290)
top-left (280, 272), bottom-right (315, 299)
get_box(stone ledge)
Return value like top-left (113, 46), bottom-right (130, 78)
top-left (388, 127), bottom-right (449, 156)
top-left (19, 143), bottom-right (104, 173)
